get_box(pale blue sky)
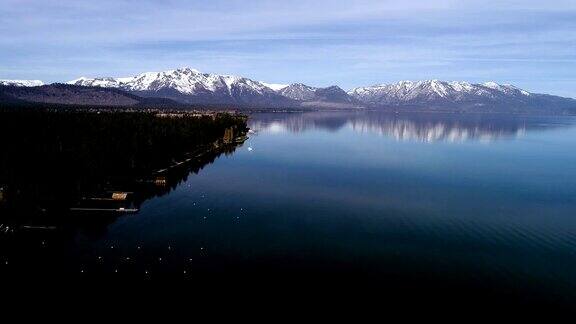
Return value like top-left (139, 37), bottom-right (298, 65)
top-left (1, 0), bottom-right (575, 97)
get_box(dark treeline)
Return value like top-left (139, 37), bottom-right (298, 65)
top-left (0, 106), bottom-right (248, 219)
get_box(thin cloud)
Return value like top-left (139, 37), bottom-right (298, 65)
top-left (0, 0), bottom-right (574, 97)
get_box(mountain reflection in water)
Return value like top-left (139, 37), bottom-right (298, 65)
top-left (249, 111), bottom-right (573, 142)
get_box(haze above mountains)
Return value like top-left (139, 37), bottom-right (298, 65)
top-left (1, 67), bottom-right (575, 114)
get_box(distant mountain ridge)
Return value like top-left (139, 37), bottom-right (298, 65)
top-left (348, 80), bottom-right (576, 113)
top-left (348, 80), bottom-right (531, 105)
top-left (279, 83), bottom-right (361, 108)
top-left (0, 83), bottom-right (179, 107)
top-left (2, 68), bottom-right (575, 113)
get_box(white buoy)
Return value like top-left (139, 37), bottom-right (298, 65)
top-left (248, 147), bottom-right (253, 151)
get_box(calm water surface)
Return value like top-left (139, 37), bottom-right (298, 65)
top-left (2, 111), bottom-right (576, 305)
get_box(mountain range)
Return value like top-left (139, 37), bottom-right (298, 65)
top-left (1, 67), bottom-right (575, 113)
top-left (67, 68), bottom-right (297, 107)
top-left (348, 80), bottom-right (576, 112)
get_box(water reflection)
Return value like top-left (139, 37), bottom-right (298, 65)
top-left (1, 108), bottom-right (576, 312)
top-left (249, 111), bottom-right (575, 142)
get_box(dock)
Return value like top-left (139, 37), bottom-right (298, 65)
top-left (70, 207), bottom-right (139, 213)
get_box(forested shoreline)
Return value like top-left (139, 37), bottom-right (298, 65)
top-left (0, 106), bottom-right (248, 221)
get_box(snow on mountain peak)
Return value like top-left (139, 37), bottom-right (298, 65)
top-left (482, 81), bottom-right (501, 89)
top-left (261, 82), bottom-right (289, 91)
top-left (482, 82), bottom-right (530, 96)
top-left (278, 83), bottom-right (319, 101)
top-left (174, 67), bottom-right (202, 74)
top-left (0, 79), bottom-right (44, 87)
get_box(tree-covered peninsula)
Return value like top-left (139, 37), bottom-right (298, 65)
top-left (0, 107), bottom-right (249, 220)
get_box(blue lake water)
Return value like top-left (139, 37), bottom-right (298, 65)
top-left (2, 111), bottom-right (576, 308)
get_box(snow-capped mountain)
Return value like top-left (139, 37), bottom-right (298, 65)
top-left (0, 80), bottom-right (44, 87)
top-left (348, 80), bottom-right (534, 106)
top-left (279, 83), bottom-right (318, 101)
top-left (68, 67), bottom-right (295, 107)
top-left (348, 80), bottom-right (576, 112)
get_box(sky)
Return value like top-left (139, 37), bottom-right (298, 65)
top-left (1, 0), bottom-right (575, 97)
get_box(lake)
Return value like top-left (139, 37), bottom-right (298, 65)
top-left (2, 111), bottom-right (576, 309)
